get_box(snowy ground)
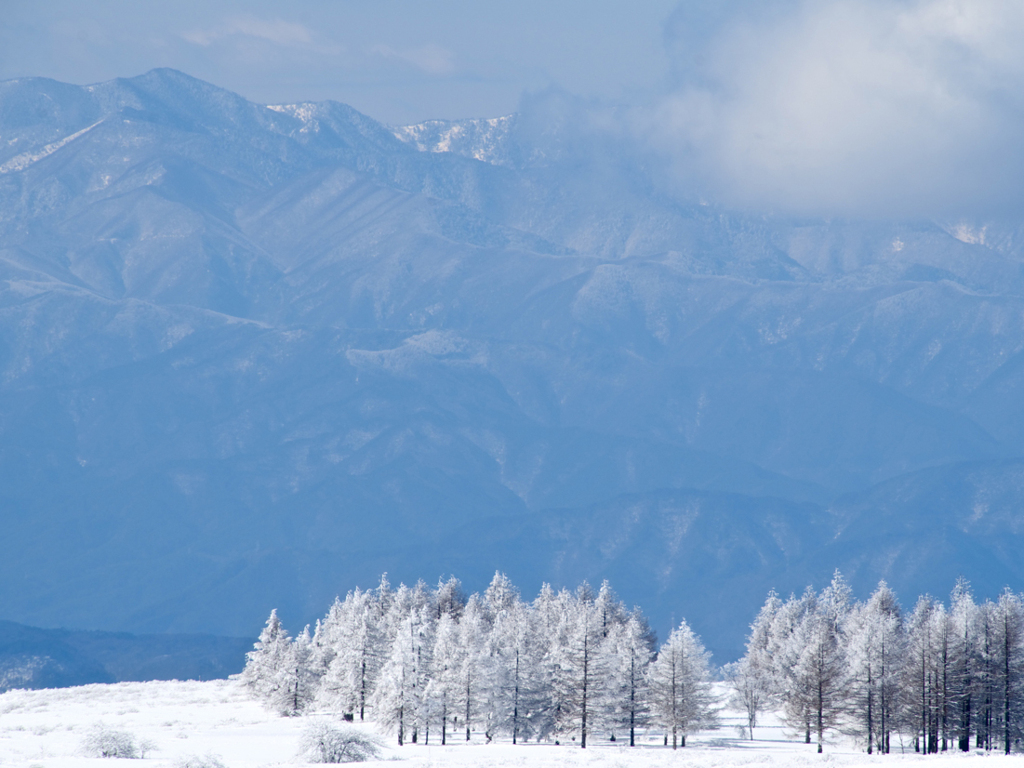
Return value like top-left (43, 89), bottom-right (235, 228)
top-left (0, 680), bottom-right (1016, 768)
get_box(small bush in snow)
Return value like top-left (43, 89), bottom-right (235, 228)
top-left (300, 721), bottom-right (382, 763)
top-left (82, 724), bottom-right (148, 758)
top-left (175, 754), bottom-right (226, 768)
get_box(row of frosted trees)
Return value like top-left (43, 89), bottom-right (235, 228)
top-left (731, 573), bottom-right (1024, 755)
top-left (241, 573), bottom-right (716, 747)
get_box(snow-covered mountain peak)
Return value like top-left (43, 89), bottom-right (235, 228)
top-left (394, 114), bottom-right (516, 167)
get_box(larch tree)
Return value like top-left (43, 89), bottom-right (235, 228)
top-left (787, 572), bottom-right (850, 754)
top-left (457, 595), bottom-right (488, 742)
top-left (435, 576), bottom-right (466, 621)
top-left (372, 612), bottom-right (419, 745)
top-left (426, 611), bottom-right (464, 745)
top-left (482, 592), bottom-right (536, 743)
top-left (974, 599), bottom-right (997, 750)
top-left (903, 596), bottom-right (940, 753)
top-left (556, 583), bottom-right (610, 748)
top-left (994, 589), bottom-right (1024, 754)
top-left (241, 609), bottom-right (300, 712)
top-left (730, 590), bottom-right (782, 741)
top-left (606, 612), bottom-right (654, 746)
top-left (647, 619), bottom-right (716, 748)
top-left (845, 581), bottom-right (904, 754)
top-left (317, 588), bottom-right (383, 720)
top-left (949, 578), bottom-right (979, 752)
top-left (770, 587), bottom-right (818, 744)
top-left (530, 583), bottom-right (566, 741)
top-left (273, 626), bottom-right (320, 717)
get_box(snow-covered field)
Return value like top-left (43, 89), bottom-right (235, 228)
top-left (0, 679), bottom-right (1015, 768)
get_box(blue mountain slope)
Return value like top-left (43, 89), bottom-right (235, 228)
top-left (1, 69), bottom-right (1023, 659)
top-left (0, 620), bottom-right (248, 690)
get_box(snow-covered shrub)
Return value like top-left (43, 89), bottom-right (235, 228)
top-left (175, 753), bottom-right (226, 768)
top-left (82, 724), bottom-right (147, 758)
top-left (300, 721), bottom-right (382, 763)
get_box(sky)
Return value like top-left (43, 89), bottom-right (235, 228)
top-left (4, 0), bottom-right (1024, 217)
top-left (0, 0), bottom-right (680, 125)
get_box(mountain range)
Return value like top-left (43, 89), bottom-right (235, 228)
top-left (2, 69), bottom-right (1023, 661)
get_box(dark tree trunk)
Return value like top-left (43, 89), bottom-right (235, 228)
top-left (581, 633), bottom-right (589, 749)
top-left (512, 650), bottom-right (520, 745)
top-left (360, 656), bottom-right (367, 721)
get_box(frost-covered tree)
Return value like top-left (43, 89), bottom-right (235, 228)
top-left (948, 578), bottom-right (979, 752)
top-left (606, 613), bottom-right (654, 746)
top-left (241, 610), bottom-right (302, 713)
top-left (730, 590), bottom-right (781, 741)
top-left (845, 581), bottom-right (904, 753)
top-left (310, 600), bottom-right (343, 681)
top-left (372, 580), bottom-right (438, 744)
top-left (647, 619), bottom-right (716, 748)
top-left (241, 574), bottom-right (667, 747)
top-left (903, 595), bottom-right (941, 753)
top-left (550, 583), bottom-right (610, 748)
top-left (782, 572), bottom-right (850, 754)
top-left (242, 610), bottom-right (288, 693)
top-left (456, 595), bottom-right (488, 741)
top-left (274, 626), bottom-right (321, 716)
top-left (529, 583), bottom-right (565, 741)
top-left (768, 587), bottom-right (817, 743)
top-left (994, 590), bottom-right (1024, 753)
top-left (410, 606), bottom-right (435, 743)
top-left (317, 588), bottom-right (384, 720)
top-left (484, 571), bottom-right (519, 618)
top-left (593, 581), bottom-right (628, 639)
top-left (435, 576), bottom-right (466, 621)
top-left (425, 612), bottom-right (462, 744)
top-left (933, 600), bottom-right (954, 751)
top-left (479, 582), bottom-right (538, 743)
top-left (974, 599), bottom-right (997, 751)
top-left (372, 613), bottom-right (418, 745)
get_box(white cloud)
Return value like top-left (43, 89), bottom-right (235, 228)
top-left (371, 43), bottom-right (457, 75)
top-left (650, 0), bottom-right (1024, 217)
top-left (182, 15), bottom-right (313, 48)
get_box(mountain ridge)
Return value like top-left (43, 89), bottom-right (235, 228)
top-left (1, 68), bottom-right (1023, 661)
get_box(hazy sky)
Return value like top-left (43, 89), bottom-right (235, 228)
top-left (4, 0), bottom-right (1024, 217)
top-left (1, 0), bottom-right (679, 125)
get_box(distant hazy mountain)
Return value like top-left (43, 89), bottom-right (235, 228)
top-left (0, 620), bottom-right (248, 691)
top-left (2, 69), bottom-right (1023, 661)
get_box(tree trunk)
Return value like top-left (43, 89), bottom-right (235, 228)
top-left (466, 675), bottom-right (472, 742)
top-left (581, 633), bottom-right (589, 749)
top-left (817, 676), bottom-right (824, 754)
top-left (359, 656), bottom-right (367, 721)
top-left (1005, 618), bottom-right (1012, 755)
top-left (867, 663), bottom-right (873, 754)
top-left (629, 656), bottom-right (636, 747)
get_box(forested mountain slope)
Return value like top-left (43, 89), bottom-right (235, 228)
top-left (2, 69), bottom-right (1023, 660)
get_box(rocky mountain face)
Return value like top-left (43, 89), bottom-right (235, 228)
top-left (2, 69), bottom-right (1023, 660)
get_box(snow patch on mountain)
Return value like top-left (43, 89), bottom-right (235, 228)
top-left (267, 103), bottom-right (321, 134)
top-left (0, 119), bottom-right (103, 173)
top-left (394, 115), bottom-right (515, 166)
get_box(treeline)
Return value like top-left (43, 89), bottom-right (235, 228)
top-left (731, 573), bottom-right (1024, 755)
top-left (241, 571), bottom-right (1024, 754)
top-left (240, 573), bottom-right (716, 748)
